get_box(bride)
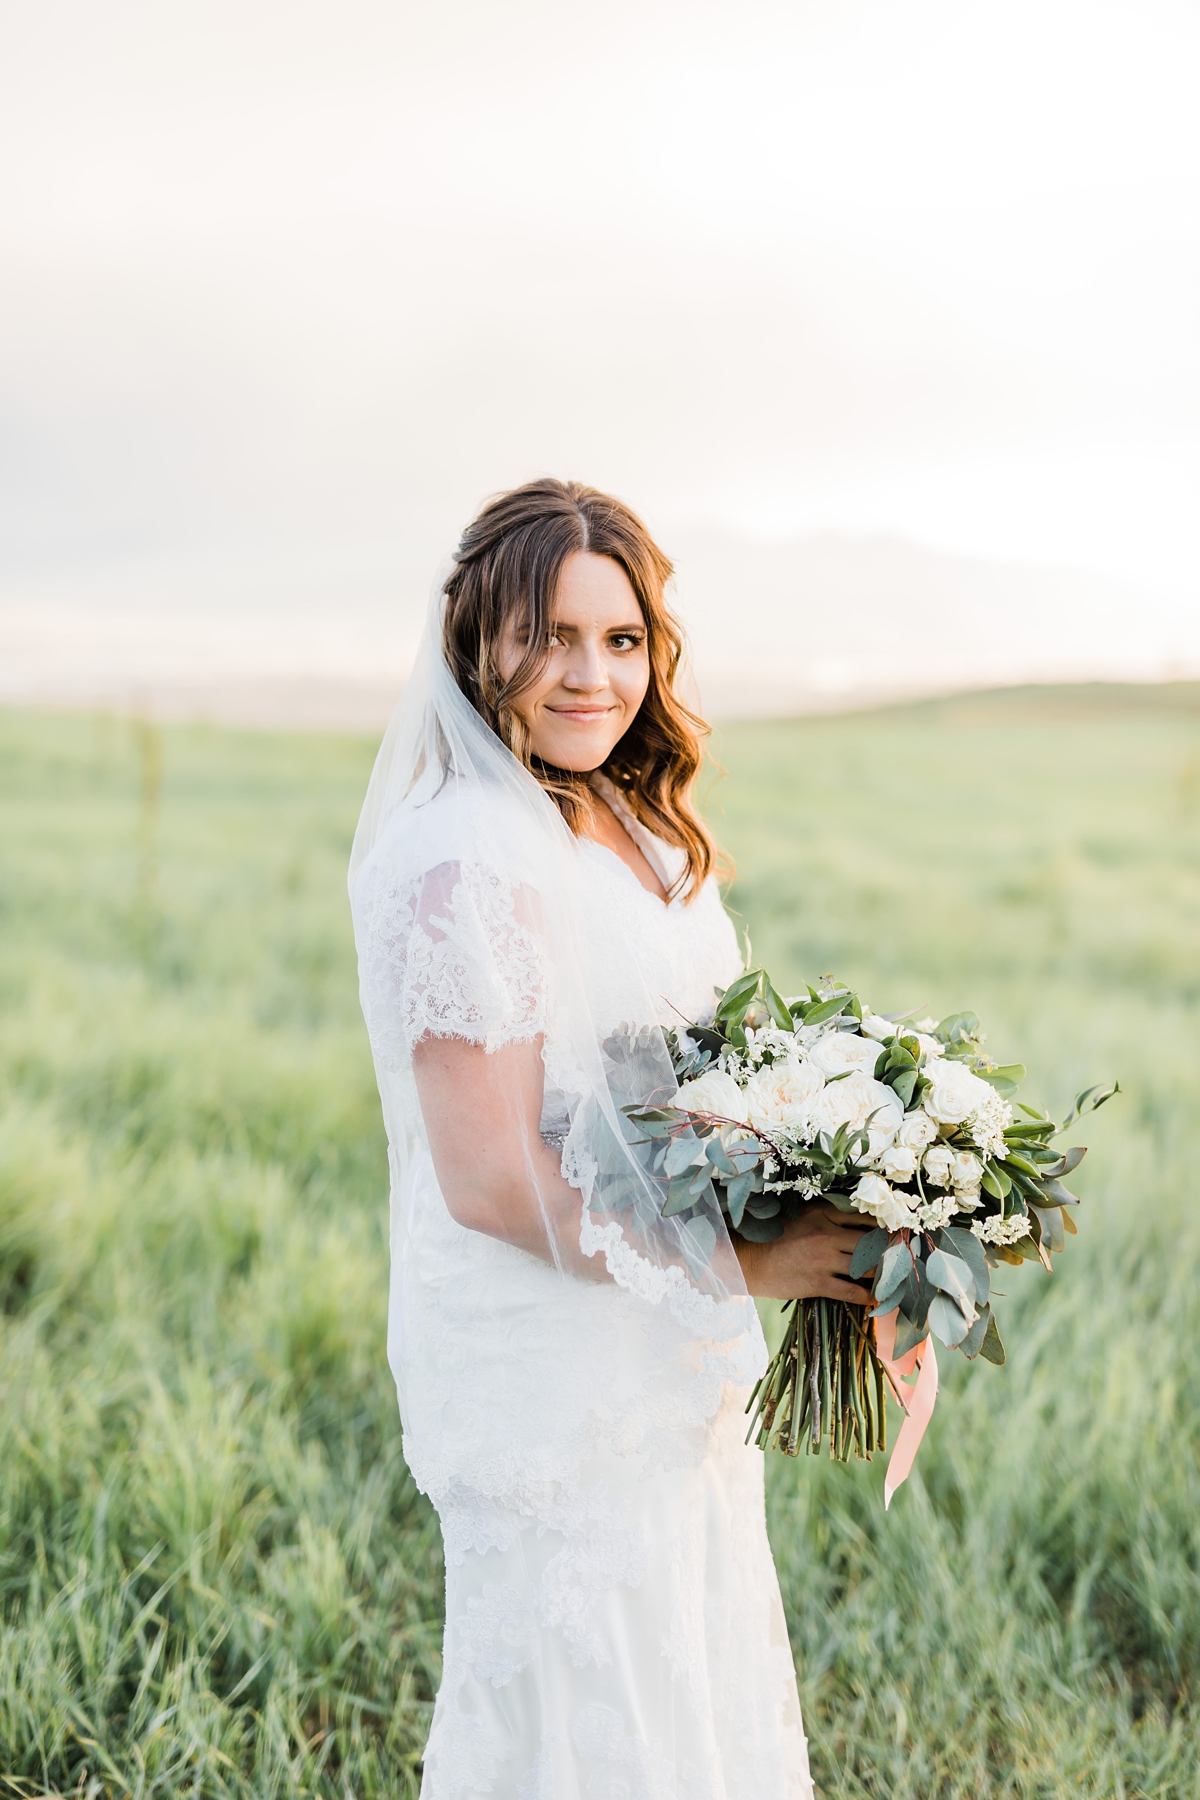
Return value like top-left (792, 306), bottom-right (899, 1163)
top-left (349, 479), bottom-right (871, 1799)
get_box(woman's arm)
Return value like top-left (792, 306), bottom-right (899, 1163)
top-left (416, 1036), bottom-right (875, 1301)
top-left (412, 1033), bottom-right (602, 1276)
top-left (734, 1204), bottom-right (875, 1305)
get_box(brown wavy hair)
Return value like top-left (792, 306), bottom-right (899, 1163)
top-left (442, 478), bottom-right (715, 900)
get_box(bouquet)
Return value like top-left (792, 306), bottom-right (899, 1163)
top-left (628, 969), bottom-right (1117, 1503)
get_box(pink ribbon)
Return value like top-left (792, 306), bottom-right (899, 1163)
top-left (874, 1309), bottom-right (939, 1509)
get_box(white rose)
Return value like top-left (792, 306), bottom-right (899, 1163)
top-left (951, 1150), bottom-right (982, 1189)
top-left (914, 1033), bottom-right (945, 1062)
top-left (742, 1058), bottom-right (824, 1130)
top-left (808, 1033), bottom-right (882, 1079)
top-left (674, 1067), bottom-right (749, 1124)
top-left (915, 1017), bottom-right (937, 1032)
top-left (852, 1174), bottom-right (918, 1232)
top-left (811, 1071), bottom-right (904, 1155)
top-left (879, 1142), bottom-right (919, 1181)
top-left (897, 1111), bottom-right (937, 1150)
top-left (922, 1058), bottom-right (995, 1126)
top-left (922, 1143), bottom-right (955, 1187)
top-left (860, 1012), bottom-right (895, 1042)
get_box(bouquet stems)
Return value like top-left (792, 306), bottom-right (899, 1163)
top-left (745, 1299), bottom-right (888, 1461)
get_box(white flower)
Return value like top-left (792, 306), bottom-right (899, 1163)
top-left (852, 1174), bottom-right (918, 1232)
top-left (951, 1150), bottom-right (982, 1189)
top-left (922, 1143), bottom-right (955, 1187)
top-left (897, 1110), bottom-right (937, 1150)
top-left (914, 1032), bottom-right (945, 1062)
top-left (878, 1142), bottom-right (919, 1181)
top-left (811, 1071), bottom-right (904, 1155)
top-left (913, 1189), bottom-right (959, 1229)
top-left (915, 1017), bottom-right (937, 1032)
top-left (674, 1067), bottom-right (748, 1124)
top-left (860, 1012), bottom-right (895, 1042)
top-left (922, 1058), bottom-right (996, 1126)
top-left (808, 1033), bottom-right (882, 1079)
top-left (742, 1058), bottom-right (824, 1132)
top-left (966, 1088), bottom-right (1014, 1159)
top-left (971, 1210), bottom-right (1032, 1246)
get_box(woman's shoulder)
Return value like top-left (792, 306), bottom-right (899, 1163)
top-left (355, 782), bottom-right (560, 900)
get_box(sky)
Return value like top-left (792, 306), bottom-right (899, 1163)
top-left (2, 0), bottom-right (1199, 711)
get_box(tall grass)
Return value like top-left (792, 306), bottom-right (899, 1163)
top-left (1, 688), bottom-right (1199, 1796)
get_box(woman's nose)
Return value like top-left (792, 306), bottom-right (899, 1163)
top-left (561, 639), bottom-right (607, 691)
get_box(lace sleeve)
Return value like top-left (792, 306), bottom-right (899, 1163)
top-left (354, 853), bottom-right (548, 1072)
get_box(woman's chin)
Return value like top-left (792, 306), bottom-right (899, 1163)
top-left (530, 733), bottom-right (617, 774)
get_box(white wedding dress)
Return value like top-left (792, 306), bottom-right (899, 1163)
top-left (353, 770), bottom-right (815, 1800)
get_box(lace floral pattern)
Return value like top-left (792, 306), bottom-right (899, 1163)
top-left (355, 857), bottom-right (546, 1069)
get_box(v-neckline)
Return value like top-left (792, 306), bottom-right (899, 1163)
top-left (582, 835), bottom-right (673, 909)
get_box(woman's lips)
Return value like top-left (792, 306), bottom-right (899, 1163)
top-left (546, 706), bottom-right (615, 721)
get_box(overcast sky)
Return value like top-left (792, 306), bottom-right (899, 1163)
top-left (2, 0), bottom-right (1198, 692)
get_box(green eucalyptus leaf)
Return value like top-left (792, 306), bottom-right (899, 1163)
top-left (849, 1227), bottom-right (889, 1280)
top-left (937, 1226), bottom-right (990, 1306)
top-left (958, 1303), bottom-right (992, 1359)
top-left (889, 1309), bottom-right (927, 1359)
top-left (978, 1063), bottom-right (1026, 1094)
top-left (735, 1214), bottom-right (785, 1243)
top-left (926, 1248), bottom-right (975, 1310)
top-left (979, 1311), bottom-right (1006, 1364)
top-left (1036, 1177), bottom-right (1081, 1206)
top-left (929, 1292), bottom-right (974, 1348)
top-left (1029, 1202), bottom-right (1066, 1254)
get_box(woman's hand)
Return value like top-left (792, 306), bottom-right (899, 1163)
top-left (734, 1203), bottom-right (874, 1304)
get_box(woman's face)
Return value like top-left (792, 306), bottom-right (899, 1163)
top-left (498, 551), bottom-right (651, 772)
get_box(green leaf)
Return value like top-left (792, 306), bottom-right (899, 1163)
top-left (958, 1302), bottom-right (992, 1359)
top-left (1061, 1080), bottom-right (1120, 1127)
top-left (705, 1137), bottom-right (738, 1177)
top-left (742, 1195), bottom-right (781, 1219)
top-left (889, 1309), bottom-right (927, 1359)
top-left (1043, 1145), bottom-right (1087, 1178)
top-left (979, 1311), bottom-right (1006, 1364)
top-left (981, 1163), bottom-right (1012, 1200)
top-left (873, 1243), bottom-right (915, 1310)
top-left (662, 1178), bottom-right (697, 1218)
top-left (926, 1248), bottom-right (975, 1311)
top-left (849, 1227), bottom-right (889, 1280)
top-left (929, 1292), bottom-right (974, 1348)
top-left (714, 969), bottom-right (763, 1025)
top-left (1035, 1176), bottom-right (1081, 1206)
top-left (663, 1135), bottom-right (704, 1178)
top-left (889, 1069), bottom-right (918, 1108)
top-left (978, 1062), bottom-right (1026, 1094)
top-left (801, 993), bottom-right (853, 1028)
top-left (725, 1170), bottom-right (754, 1227)
top-left (936, 1010), bottom-right (980, 1046)
top-left (1029, 1203), bottom-right (1066, 1255)
top-left (936, 1226), bottom-right (991, 1306)
top-left (735, 1214), bottom-right (785, 1242)
top-left (762, 975), bottom-right (794, 1031)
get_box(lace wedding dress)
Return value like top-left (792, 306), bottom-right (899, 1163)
top-left (349, 601), bottom-right (813, 1798)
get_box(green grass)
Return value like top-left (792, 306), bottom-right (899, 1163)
top-left (2, 685), bottom-right (1200, 1797)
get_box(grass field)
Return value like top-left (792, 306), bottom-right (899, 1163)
top-left (1, 686), bottom-right (1199, 1798)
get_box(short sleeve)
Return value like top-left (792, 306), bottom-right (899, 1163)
top-left (353, 850), bottom-right (548, 1073)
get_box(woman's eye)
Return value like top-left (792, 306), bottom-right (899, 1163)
top-left (610, 634), bottom-right (643, 651)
